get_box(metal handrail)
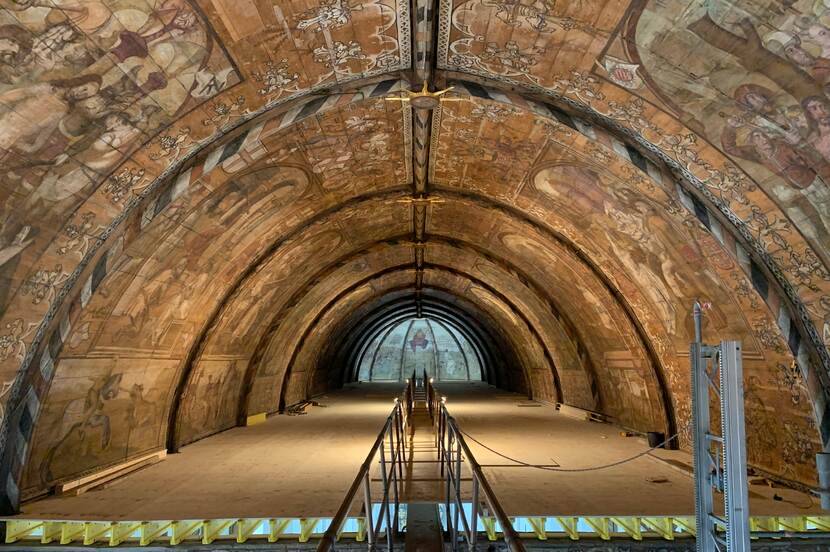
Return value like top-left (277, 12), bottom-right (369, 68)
top-left (317, 385), bottom-right (412, 552)
top-left (428, 376), bottom-right (527, 552)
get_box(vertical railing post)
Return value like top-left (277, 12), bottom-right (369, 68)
top-left (445, 425), bottom-right (453, 546)
top-left (452, 438), bottom-right (462, 551)
top-left (393, 402), bottom-right (405, 490)
top-left (389, 422), bottom-right (400, 538)
top-left (470, 476), bottom-right (479, 551)
top-left (363, 471), bottom-right (375, 550)
top-left (378, 428), bottom-right (394, 551)
top-left (439, 408), bottom-right (445, 478)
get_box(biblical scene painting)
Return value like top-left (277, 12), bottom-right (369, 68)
top-left (357, 317), bottom-right (482, 382)
top-left (0, 0), bottom-right (236, 318)
top-left (23, 357), bottom-right (178, 491)
top-left (613, 0), bottom-right (830, 257)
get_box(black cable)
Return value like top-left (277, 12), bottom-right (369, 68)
top-left (458, 427), bottom-right (679, 472)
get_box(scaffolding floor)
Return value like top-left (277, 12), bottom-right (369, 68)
top-left (17, 383), bottom-right (402, 520)
top-left (438, 382), bottom-right (821, 516)
top-left (13, 381), bottom-right (820, 521)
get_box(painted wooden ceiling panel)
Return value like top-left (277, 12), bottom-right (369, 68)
top-left (0, 0), bottom-right (828, 509)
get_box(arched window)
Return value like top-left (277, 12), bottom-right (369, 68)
top-left (357, 318), bottom-right (482, 382)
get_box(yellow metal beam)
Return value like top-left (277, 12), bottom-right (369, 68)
top-left (642, 517), bottom-right (674, 540)
top-left (8, 513), bottom-right (830, 547)
top-left (554, 517), bottom-right (578, 540)
top-left (673, 516), bottom-right (696, 536)
top-left (481, 516), bottom-right (497, 541)
top-left (749, 517), bottom-right (777, 533)
top-left (299, 518), bottom-right (318, 542)
top-left (170, 520), bottom-right (201, 545)
top-left (356, 517), bottom-right (366, 542)
top-left (5, 520), bottom-right (42, 543)
top-left (611, 517), bottom-right (642, 541)
top-left (110, 522), bottom-right (141, 546)
top-left (236, 519), bottom-right (263, 543)
top-left (808, 516), bottom-right (830, 531)
top-left (42, 521), bottom-right (62, 544)
top-left (60, 522), bottom-right (85, 544)
top-left (584, 517), bottom-right (610, 540)
top-left (83, 522), bottom-right (113, 545)
top-left (202, 519), bottom-right (234, 544)
top-left (268, 518), bottom-right (292, 542)
top-left (527, 517), bottom-right (547, 540)
top-left (779, 516), bottom-right (807, 532)
top-left (140, 521), bottom-right (172, 546)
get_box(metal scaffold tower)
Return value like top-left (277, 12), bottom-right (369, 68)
top-left (691, 301), bottom-right (750, 552)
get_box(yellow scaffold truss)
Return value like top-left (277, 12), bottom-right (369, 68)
top-left (3, 516), bottom-right (370, 546)
top-left (505, 515), bottom-right (830, 541)
top-left (3, 514), bottom-right (830, 546)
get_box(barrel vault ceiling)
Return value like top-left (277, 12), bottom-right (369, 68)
top-left (0, 0), bottom-right (828, 511)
